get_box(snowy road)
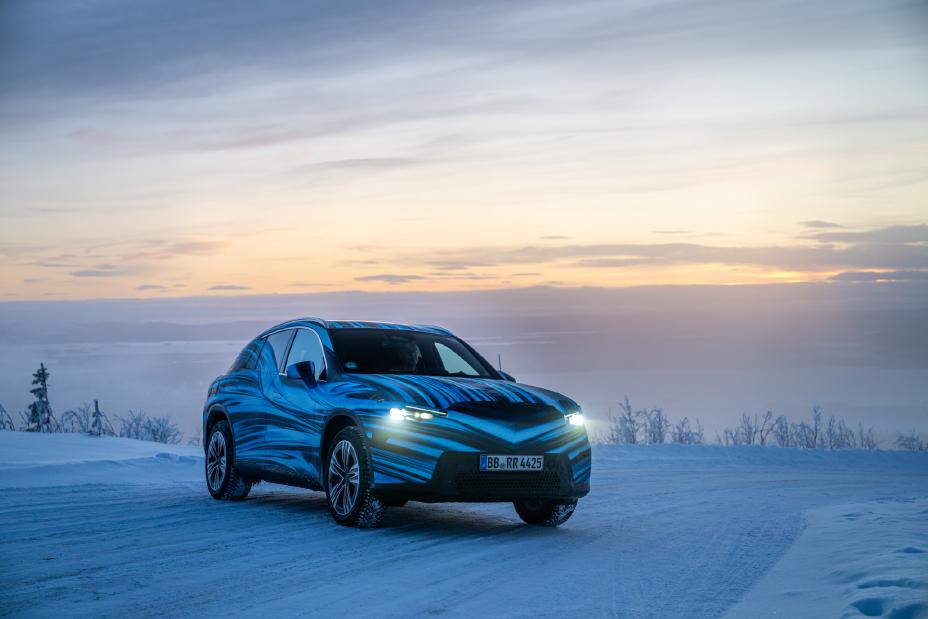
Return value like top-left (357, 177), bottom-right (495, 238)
top-left (1, 435), bottom-right (926, 618)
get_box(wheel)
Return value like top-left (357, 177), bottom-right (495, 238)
top-left (324, 426), bottom-right (385, 528)
top-left (513, 498), bottom-right (577, 526)
top-left (206, 420), bottom-right (252, 501)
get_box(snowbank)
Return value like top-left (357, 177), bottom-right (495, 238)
top-left (0, 432), bottom-right (201, 488)
top-left (727, 498), bottom-right (928, 618)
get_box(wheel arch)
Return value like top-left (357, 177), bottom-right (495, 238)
top-left (321, 412), bottom-right (362, 464)
top-left (204, 405), bottom-right (230, 453)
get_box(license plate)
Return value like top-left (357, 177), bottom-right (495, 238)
top-left (479, 454), bottom-right (544, 472)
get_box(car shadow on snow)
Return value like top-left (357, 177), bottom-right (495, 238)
top-left (238, 486), bottom-right (564, 535)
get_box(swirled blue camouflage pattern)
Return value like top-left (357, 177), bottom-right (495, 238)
top-left (203, 318), bottom-right (591, 499)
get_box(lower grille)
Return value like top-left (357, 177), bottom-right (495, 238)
top-left (454, 471), bottom-right (561, 494)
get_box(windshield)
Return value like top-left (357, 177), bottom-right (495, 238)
top-left (330, 329), bottom-right (495, 378)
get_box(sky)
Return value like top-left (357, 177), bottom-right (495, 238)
top-left (1, 0), bottom-right (927, 299)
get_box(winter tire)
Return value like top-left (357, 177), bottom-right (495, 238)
top-left (206, 420), bottom-right (252, 501)
top-left (324, 426), bottom-right (385, 528)
top-left (513, 498), bottom-right (577, 526)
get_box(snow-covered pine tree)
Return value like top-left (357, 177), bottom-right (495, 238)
top-left (90, 399), bottom-right (115, 436)
top-left (24, 363), bottom-right (60, 433)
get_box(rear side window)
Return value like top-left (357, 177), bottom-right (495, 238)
top-left (228, 341), bottom-right (260, 372)
top-left (264, 330), bottom-right (295, 373)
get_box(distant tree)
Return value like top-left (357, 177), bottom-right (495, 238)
top-left (639, 406), bottom-right (669, 444)
top-left (117, 410), bottom-right (148, 440)
top-left (89, 400), bottom-right (115, 437)
top-left (23, 363), bottom-right (60, 433)
top-left (824, 415), bottom-right (857, 449)
top-left (857, 423), bottom-right (878, 450)
top-left (144, 415), bottom-right (182, 444)
top-left (772, 415), bottom-right (791, 448)
top-left (117, 409), bottom-right (182, 444)
top-left (895, 430), bottom-right (926, 451)
top-left (671, 416), bottom-right (704, 445)
top-left (61, 403), bottom-right (93, 433)
top-left (603, 397), bottom-right (639, 444)
top-left (0, 403), bottom-right (15, 431)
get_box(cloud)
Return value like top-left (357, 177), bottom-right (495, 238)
top-left (135, 284), bottom-right (167, 291)
top-left (168, 241), bottom-right (228, 255)
top-left (408, 225), bottom-right (928, 272)
top-left (829, 270), bottom-right (928, 282)
top-left (208, 284), bottom-right (250, 291)
top-left (655, 230), bottom-right (688, 235)
top-left (354, 274), bottom-right (426, 285)
top-left (806, 224), bottom-right (928, 244)
top-left (71, 269), bottom-right (124, 277)
top-left (799, 220), bottom-right (843, 229)
top-left (541, 235), bottom-right (571, 240)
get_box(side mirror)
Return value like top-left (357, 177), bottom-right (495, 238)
top-left (500, 371), bottom-right (516, 382)
top-left (286, 360), bottom-right (317, 387)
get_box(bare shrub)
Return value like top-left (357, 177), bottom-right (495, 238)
top-left (895, 430), bottom-right (926, 451)
top-left (144, 416), bottom-right (183, 444)
top-left (639, 407), bottom-right (669, 444)
top-left (857, 423), bottom-right (878, 450)
top-left (772, 415), bottom-right (791, 448)
top-left (61, 403), bottom-right (93, 434)
top-left (602, 397), bottom-right (639, 444)
top-left (117, 410), bottom-right (182, 444)
top-left (671, 416), bottom-right (704, 445)
top-left (0, 404), bottom-right (15, 431)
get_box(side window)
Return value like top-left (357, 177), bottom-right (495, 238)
top-left (264, 330), bottom-right (295, 373)
top-left (285, 329), bottom-right (327, 380)
top-left (435, 342), bottom-right (479, 376)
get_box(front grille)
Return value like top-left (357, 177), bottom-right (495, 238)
top-left (454, 471), bottom-right (561, 494)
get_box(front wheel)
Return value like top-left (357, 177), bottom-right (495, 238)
top-left (513, 498), bottom-right (577, 526)
top-left (324, 426), bottom-right (385, 528)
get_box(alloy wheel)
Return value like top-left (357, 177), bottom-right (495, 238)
top-left (207, 430), bottom-right (227, 492)
top-left (328, 439), bottom-right (361, 516)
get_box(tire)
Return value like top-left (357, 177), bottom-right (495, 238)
top-left (513, 498), bottom-right (577, 526)
top-left (205, 420), bottom-right (252, 501)
top-left (324, 426), bottom-right (385, 528)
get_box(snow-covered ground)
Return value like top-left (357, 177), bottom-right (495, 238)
top-left (0, 433), bottom-right (925, 618)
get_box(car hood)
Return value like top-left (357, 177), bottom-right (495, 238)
top-left (342, 373), bottom-right (577, 414)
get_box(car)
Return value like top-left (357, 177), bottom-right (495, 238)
top-left (202, 318), bottom-right (592, 527)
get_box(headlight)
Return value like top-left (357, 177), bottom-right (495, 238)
top-left (388, 405), bottom-right (447, 422)
top-left (565, 411), bottom-right (585, 426)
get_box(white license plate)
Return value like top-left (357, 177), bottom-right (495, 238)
top-left (479, 454), bottom-right (544, 472)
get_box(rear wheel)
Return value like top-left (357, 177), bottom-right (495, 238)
top-left (513, 498), bottom-right (577, 526)
top-left (205, 420), bottom-right (252, 501)
top-left (324, 426), bottom-right (385, 528)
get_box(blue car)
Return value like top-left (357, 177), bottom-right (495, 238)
top-left (202, 318), bottom-right (591, 527)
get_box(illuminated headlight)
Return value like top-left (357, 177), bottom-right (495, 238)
top-left (388, 406), bottom-right (447, 422)
top-left (565, 411), bottom-right (585, 426)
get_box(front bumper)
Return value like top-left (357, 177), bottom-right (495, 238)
top-left (372, 451), bottom-right (591, 503)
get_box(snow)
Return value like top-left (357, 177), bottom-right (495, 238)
top-left (728, 498), bottom-right (928, 619)
top-left (0, 433), bottom-right (925, 618)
